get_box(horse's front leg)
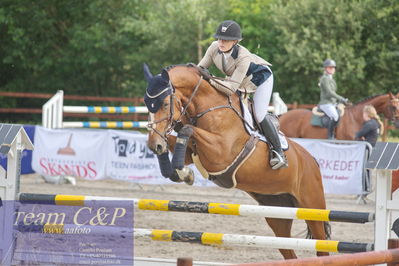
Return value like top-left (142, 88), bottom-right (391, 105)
top-left (155, 131), bottom-right (194, 185)
top-left (167, 135), bottom-right (194, 165)
top-left (169, 126), bottom-right (195, 185)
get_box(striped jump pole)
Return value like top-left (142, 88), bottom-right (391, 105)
top-left (42, 90), bottom-right (149, 129)
top-left (63, 106), bottom-right (148, 114)
top-left (62, 121), bottom-right (148, 129)
top-left (134, 228), bottom-right (374, 253)
top-left (19, 193), bottom-right (375, 224)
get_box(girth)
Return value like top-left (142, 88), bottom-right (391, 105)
top-left (208, 134), bottom-right (259, 189)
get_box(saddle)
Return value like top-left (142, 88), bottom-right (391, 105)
top-left (240, 96), bottom-right (288, 150)
top-left (310, 103), bottom-right (345, 128)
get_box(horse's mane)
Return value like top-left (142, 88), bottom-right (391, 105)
top-left (354, 93), bottom-right (386, 105)
top-left (164, 63), bottom-right (195, 71)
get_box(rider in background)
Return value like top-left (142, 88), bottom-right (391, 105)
top-left (198, 20), bottom-right (288, 170)
top-left (318, 59), bottom-right (349, 139)
top-left (355, 105), bottom-right (383, 147)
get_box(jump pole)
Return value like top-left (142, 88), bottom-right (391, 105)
top-left (134, 228), bottom-right (373, 253)
top-left (232, 248), bottom-right (399, 266)
top-left (18, 193), bottom-right (374, 224)
top-left (42, 90), bottom-right (148, 129)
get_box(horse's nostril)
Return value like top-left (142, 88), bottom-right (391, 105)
top-left (156, 144), bottom-right (163, 153)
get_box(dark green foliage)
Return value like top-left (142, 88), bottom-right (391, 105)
top-left (0, 0), bottom-right (397, 107)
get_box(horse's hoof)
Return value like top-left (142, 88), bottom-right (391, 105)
top-left (183, 168), bottom-right (195, 186)
top-left (176, 167), bottom-right (195, 186)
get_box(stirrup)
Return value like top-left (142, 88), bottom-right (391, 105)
top-left (270, 150), bottom-right (288, 170)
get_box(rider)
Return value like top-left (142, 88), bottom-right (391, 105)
top-left (197, 20), bottom-right (288, 170)
top-left (318, 59), bottom-right (349, 139)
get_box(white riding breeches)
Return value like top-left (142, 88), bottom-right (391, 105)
top-left (319, 104), bottom-right (339, 121)
top-left (253, 74), bottom-right (273, 123)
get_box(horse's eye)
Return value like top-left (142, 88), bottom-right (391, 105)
top-left (163, 102), bottom-right (169, 109)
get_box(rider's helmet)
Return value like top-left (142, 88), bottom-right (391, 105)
top-left (214, 20), bottom-right (242, 40)
top-left (323, 59), bottom-right (336, 68)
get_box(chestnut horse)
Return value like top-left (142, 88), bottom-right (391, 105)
top-left (279, 93), bottom-right (399, 140)
top-left (144, 64), bottom-right (329, 259)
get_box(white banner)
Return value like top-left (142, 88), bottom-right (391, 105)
top-left (32, 127), bottom-right (212, 186)
top-left (292, 139), bottom-right (367, 194)
top-left (106, 130), bottom-right (166, 183)
top-left (105, 130), bottom-right (212, 186)
top-left (32, 127), bottom-right (107, 180)
top-left (32, 127), bottom-right (367, 193)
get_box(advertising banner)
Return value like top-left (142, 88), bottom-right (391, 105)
top-left (31, 127), bottom-right (212, 186)
top-left (293, 139), bottom-right (367, 194)
top-left (32, 127), bottom-right (107, 180)
top-left (106, 130), bottom-right (165, 183)
top-left (10, 200), bottom-right (133, 265)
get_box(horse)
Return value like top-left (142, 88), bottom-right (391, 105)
top-left (393, 170), bottom-right (399, 194)
top-left (279, 93), bottom-right (399, 140)
top-left (143, 64), bottom-right (330, 259)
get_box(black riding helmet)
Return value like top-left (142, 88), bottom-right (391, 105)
top-left (214, 20), bottom-right (242, 40)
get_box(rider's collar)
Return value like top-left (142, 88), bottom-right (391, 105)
top-left (218, 44), bottom-right (240, 59)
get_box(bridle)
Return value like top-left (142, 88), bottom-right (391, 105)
top-left (388, 97), bottom-right (399, 122)
top-left (147, 72), bottom-right (247, 143)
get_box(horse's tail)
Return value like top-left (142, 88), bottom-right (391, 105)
top-left (306, 222), bottom-right (331, 240)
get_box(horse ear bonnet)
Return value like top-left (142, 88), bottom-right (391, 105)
top-left (144, 69), bottom-right (172, 113)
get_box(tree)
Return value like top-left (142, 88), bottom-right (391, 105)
top-left (266, 0), bottom-right (398, 104)
top-left (0, 0), bottom-right (147, 97)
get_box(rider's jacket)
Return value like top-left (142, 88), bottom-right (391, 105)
top-left (318, 73), bottom-right (345, 105)
top-left (198, 41), bottom-right (272, 93)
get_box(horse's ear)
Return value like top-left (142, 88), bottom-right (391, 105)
top-left (143, 63), bottom-right (153, 82)
top-left (388, 91), bottom-right (395, 99)
top-left (161, 69), bottom-right (170, 81)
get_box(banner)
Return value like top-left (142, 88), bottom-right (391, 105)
top-left (32, 127), bottom-right (107, 180)
top-left (32, 127), bottom-right (212, 186)
top-left (292, 139), bottom-right (367, 194)
top-left (105, 130), bottom-right (212, 186)
top-left (105, 130), bottom-right (165, 183)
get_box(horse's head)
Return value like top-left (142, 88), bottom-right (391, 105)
top-left (386, 92), bottom-right (399, 128)
top-left (143, 64), bottom-right (203, 155)
top-left (143, 64), bottom-right (180, 154)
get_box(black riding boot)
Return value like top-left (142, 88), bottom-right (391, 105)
top-left (259, 115), bottom-right (288, 170)
top-left (327, 119), bottom-right (338, 139)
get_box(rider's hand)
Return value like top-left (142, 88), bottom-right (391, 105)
top-left (342, 98), bottom-right (350, 105)
top-left (198, 66), bottom-right (212, 81)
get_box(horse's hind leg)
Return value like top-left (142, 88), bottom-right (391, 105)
top-left (305, 220), bottom-right (330, 256)
top-left (265, 217), bottom-right (297, 259)
top-left (248, 193), bottom-right (298, 259)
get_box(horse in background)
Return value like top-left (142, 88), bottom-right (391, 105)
top-left (279, 93), bottom-right (399, 140)
top-left (144, 64), bottom-right (330, 259)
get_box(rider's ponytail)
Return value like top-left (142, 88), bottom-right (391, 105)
top-left (364, 105), bottom-right (384, 135)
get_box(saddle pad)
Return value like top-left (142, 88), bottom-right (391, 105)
top-left (240, 100), bottom-right (288, 150)
top-left (311, 114), bottom-right (324, 127)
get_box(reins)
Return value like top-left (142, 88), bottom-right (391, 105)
top-left (148, 68), bottom-right (255, 141)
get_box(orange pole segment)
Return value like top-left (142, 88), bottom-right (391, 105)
top-left (232, 249), bottom-right (399, 266)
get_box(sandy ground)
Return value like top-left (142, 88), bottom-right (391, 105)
top-left (19, 174), bottom-right (376, 265)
